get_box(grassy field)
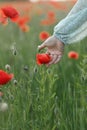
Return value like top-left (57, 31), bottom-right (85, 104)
top-left (0, 1), bottom-right (87, 130)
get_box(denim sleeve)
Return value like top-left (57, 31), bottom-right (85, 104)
top-left (53, 0), bottom-right (87, 44)
top-left (68, 0), bottom-right (87, 16)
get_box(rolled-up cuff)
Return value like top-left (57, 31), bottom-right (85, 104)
top-left (53, 33), bottom-right (68, 45)
top-left (53, 7), bottom-right (87, 45)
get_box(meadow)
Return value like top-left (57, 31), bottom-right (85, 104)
top-left (0, 1), bottom-right (87, 130)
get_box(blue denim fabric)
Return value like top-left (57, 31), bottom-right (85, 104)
top-left (53, 0), bottom-right (87, 44)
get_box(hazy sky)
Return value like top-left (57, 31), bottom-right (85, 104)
top-left (30, 0), bottom-right (74, 2)
top-left (30, 0), bottom-right (76, 2)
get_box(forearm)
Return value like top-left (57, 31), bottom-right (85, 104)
top-left (67, 0), bottom-right (87, 16)
top-left (53, 2), bottom-right (87, 44)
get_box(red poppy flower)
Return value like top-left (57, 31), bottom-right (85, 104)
top-left (40, 11), bottom-right (56, 26)
top-left (68, 51), bottom-right (79, 59)
top-left (1, 6), bottom-right (19, 21)
top-left (41, 18), bottom-right (56, 26)
top-left (0, 9), bottom-right (8, 25)
top-left (50, 2), bottom-right (67, 11)
top-left (0, 70), bottom-right (14, 85)
top-left (19, 24), bottom-right (30, 32)
top-left (36, 53), bottom-right (51, 65)
top-left (0, 17), bottom-right (8, 25)
top-left (17, 16), bottom-right (30, 26)
top-left (39, 31), bottom-right (50, 41)
top-left (47, 11), bottom-right (55, 19)
top-left (40, 19), bottom-right (50, 26)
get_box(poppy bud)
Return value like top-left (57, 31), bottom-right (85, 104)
top-left (0, 102), bottom-right (8, 112)
top-left (5, 64), bottom-right (11, 71)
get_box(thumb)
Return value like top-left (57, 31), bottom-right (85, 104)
top-left (38, 42), bottom-right (46, 50)
top-left (38, 36), bottom-right (53, 50)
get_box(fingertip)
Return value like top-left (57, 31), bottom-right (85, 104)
top-left (38, 45), bottom-right (44, 50)
top-left (54, 56), bottom-right (62, 64)
top-left (38, 45), bottom-right (41, 50)
top-left (38, 41), bottom-right (47, 50)
top-left (38, 45), bottom-right (41, 49)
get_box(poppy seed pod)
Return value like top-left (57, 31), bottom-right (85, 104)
top-left (5, 64), bottom-right (11, 71)
top-left (0, 102), bottom-right (8, 112)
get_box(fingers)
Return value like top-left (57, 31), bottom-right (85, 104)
top-left (38, 42), bottom-right (46, 50)
top-left (46, 54), bottom-right (62, 67)
top-left (54, 55), bottom-right (62, 64)
top-left (38, 36), bottom-right (54, 50)
top-left (46, 54), bottom-right (58, 67)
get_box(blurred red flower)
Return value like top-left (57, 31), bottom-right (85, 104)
top-left (40, 11), bottom-right (56, 26)
top-left (39, 31), bottom-right (50, 41)
top-left (0, 70), bottom-right (14, 85)
top-left (0, 9), bottom-right (8, 25)
top-left (20, 24), bottom-right (30, 32)
top-left (0, 17), bottom-right (8, 25)
top-left (36, 53), bottom-right (51, 65)
top-left (17, 16), bottom-right (30, 26)
top-left (41, 19), bottom-right (56, 26)
top-left (1, 6), bottom-right (19, 21)
top-left (50, 1), bottom-right (67, 11)
top-left (68, 51), bottom-right (79, 59)
top-left (40, 19), bottom-right (50, 26)
top-left (47, 11), bottom-right (55, 19)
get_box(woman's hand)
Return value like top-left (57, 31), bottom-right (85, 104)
top-left (38, 35), bottom-right (64, 67)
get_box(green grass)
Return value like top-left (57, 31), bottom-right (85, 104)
top-left (0, 3), bottom-right (87, 130)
